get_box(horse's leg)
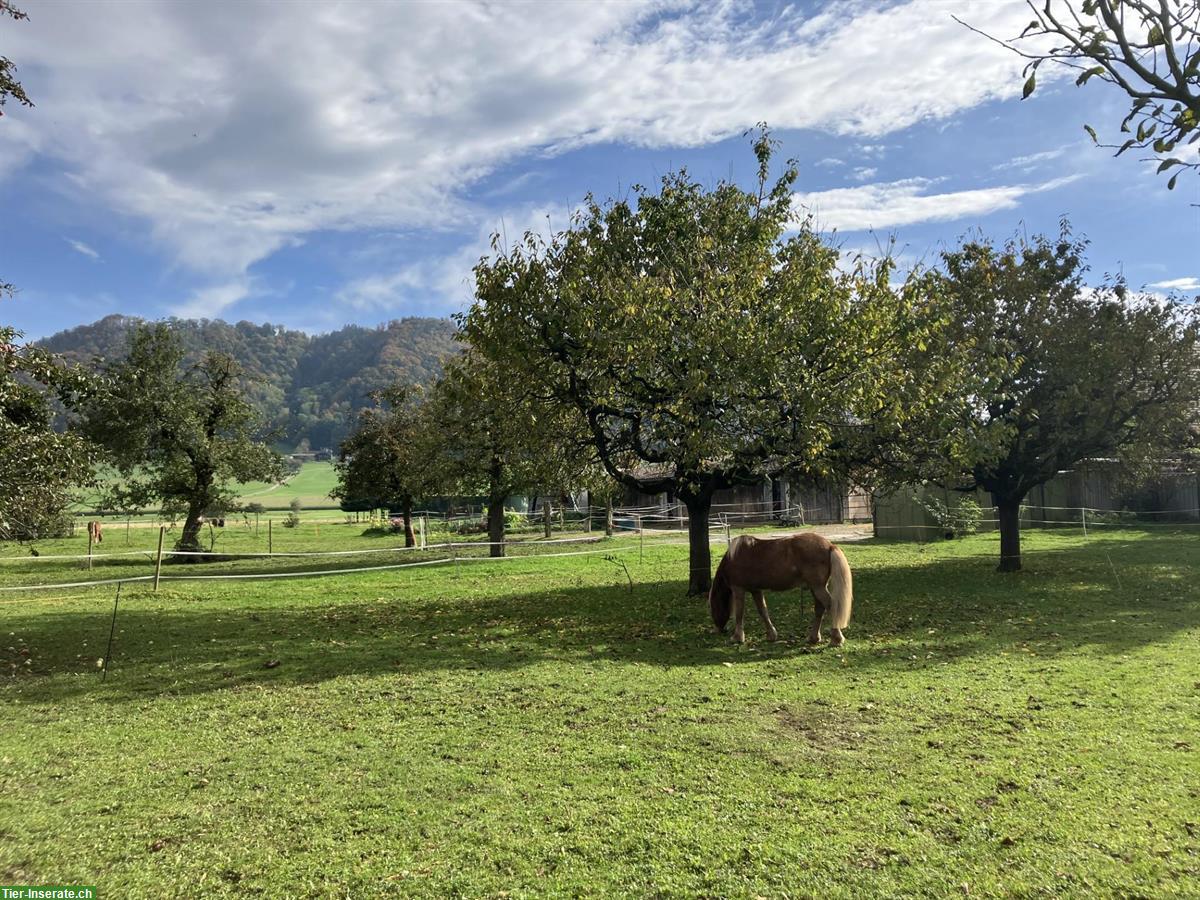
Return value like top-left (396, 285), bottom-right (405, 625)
top-left (812, 583), bottom-right (843, 647)
top-left (807, 589), bottom-right (825, 645)
top-left (731, 586), bottom-right (747, 644)
top-left (752, 590), bottom-right (780, 642)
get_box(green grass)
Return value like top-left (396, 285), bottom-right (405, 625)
top-left (235, 461), bottom-right (341, 510)
top-left (72, 461), bottom-right (343, 517)
top-left (2, 528), bottom-right (1198, 898)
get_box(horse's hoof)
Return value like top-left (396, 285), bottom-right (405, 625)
top-left (767, 631), bottom-right (780, 642)
top-left (731, 633), bottom-right (745, 645)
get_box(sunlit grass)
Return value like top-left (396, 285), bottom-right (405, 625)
top-left (2, 528), bottom-right (1198, 897)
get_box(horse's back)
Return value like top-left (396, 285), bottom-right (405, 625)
top-left (724, 532), bottom-right (833, 590)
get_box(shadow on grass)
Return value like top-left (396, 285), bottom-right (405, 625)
top-left (3, 531), bottom-right (1197, 704)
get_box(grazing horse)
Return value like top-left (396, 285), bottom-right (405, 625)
top-left (709, 533), bottom-right (853, 646)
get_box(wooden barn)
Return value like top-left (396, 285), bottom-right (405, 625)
top-left (618, 475), bottom-right (868, 527)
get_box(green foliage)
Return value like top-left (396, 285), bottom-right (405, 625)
top-left (0, 1), bottom-right (33, 113)
top-left (82, 324), bottom-right (285, 552)
top-left (936, 226), bottom-right (1200, 568)
top-left (39, 314), bottom-right (459, 447)
top-left (333, 386), bottom-right (437, 511)
top-left (919, 494), bottom-right (983, 538)
top-left (989, 0), bottom-right (1200, 183)
top-left (423, 351), bottom-right (594, 554)
top-left (463, 129), bottom-right (982, 591)
top-left (289, 497), bottom-right (302, 516)
top-left (0, 323), bottom-right (96, 541)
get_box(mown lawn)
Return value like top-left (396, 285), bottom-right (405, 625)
top-left (1, 528), bottom-right (1198, 898)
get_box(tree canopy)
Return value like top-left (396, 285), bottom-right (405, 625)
top-left (0, 324), bottom-right (95, 540)
top-left (1, 1), bottom-right (32, 115)
top-left (463, 132), bottom-right (980, 593)
top-left (333, 385), bottom-right (440, 546)
top-left (40, 315), bottom-right (458, 449)
top-left (935, 227), bottom-right (1200, 570)
top-left (424, 350), bottom-right (594, 557)
top-left (83, 324), bottom-right (285, 553)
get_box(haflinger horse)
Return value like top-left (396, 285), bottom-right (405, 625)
top-left (709, 533), bottom-right (853, 646)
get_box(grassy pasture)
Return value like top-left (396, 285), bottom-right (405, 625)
top-left (234, 461), bottom-right (342, 510)
top-left (71, 461), bottom-right (343, 519)
top-left (1, 527), bottom-right (1198, 898)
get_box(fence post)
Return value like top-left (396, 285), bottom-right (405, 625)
top-left (153, 526), bottom-right (165, 592)
top-left (87, 526), bottom-right (94, 571)
top-left (420, 515), bottom-right (428, 549)
top-left (724, 515), bottom-right (731, 545)
top-left (637, 514), bottom-right (643, 562)
top-left (268, 519), bottom-right (273, 557)
top-left (543, 501), bottom-right (552, 539)
top-left (1081, 507), bottom-right (1088, 538)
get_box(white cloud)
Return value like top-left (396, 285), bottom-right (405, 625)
top-left (1148, 277), bottom-right (1200, 292)
top-left (793, 175), bottom-right (1079, 232)
top-left (995, 146), bottom-right (1069, 170)
top-left (65, 238), bottom-right (100, 260)
top-left (336, 204), bottom-right (573, 314)
top-left (2, 0), bottom-right (1048, 281)
top-left (170, 280), bottom-right (252, 319)
top-left (850, 167), bottom-right (878, 182)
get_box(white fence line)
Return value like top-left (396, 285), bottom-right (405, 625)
top-left (0, 535), bottom-right (609, 565)
top-left (0, 544), bottom-right (641, 596)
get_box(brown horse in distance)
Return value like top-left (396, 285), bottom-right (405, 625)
top-left (709, 533), bottom-right (853, 646)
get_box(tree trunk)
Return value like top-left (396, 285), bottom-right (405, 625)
top-left (995, 495), bottom-right (1023, 572)
top-left (487, 458), bottom-right (506, 558)
top-left (605, 495), bottom-right (614, 537)
top-left (178, 493), bottom-right (207, 557)
top-left (543, 500), bottom-right (552, 538)
top-left (681, 483), bottom-right (715, 595)
top-left (402, 497), bottom-right (415, 548)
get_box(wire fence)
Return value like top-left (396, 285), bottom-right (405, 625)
top-left (7, 496), bottom-right (1193, 596)
top-left (872, 499), bottom-right (1200, 538)
top-left (0, 525), bottom-right (764, 596)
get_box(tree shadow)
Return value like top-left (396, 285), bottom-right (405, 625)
top-left (3, 531), bottom-right (1196, 704)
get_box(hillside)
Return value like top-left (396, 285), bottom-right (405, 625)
top-left (39, 314), bottom-right (460, 447)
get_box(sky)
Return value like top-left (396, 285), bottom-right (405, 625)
top-left (1, 0), bottom-right (1198, 341)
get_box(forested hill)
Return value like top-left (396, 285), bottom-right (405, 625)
top-left (39, 315), bottom-right (460, 448)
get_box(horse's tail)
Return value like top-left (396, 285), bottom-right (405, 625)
top-left (827, 545), bottom-right (853, 630)
top-left (709, 554), bottom-right (733, 633)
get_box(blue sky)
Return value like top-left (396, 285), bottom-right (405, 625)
top-left (2, 0), bottom-right (1197, 340)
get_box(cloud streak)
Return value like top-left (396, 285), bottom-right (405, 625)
top-left (1148, 277), bottom-right (1200, 292)
top-left (793, 175), bottom-right (1079, 232)
top-left (65, 238), bottom-right (100, 260)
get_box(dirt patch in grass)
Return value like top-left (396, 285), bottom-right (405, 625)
top-left (775, 701), bottom-right (880, 751)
